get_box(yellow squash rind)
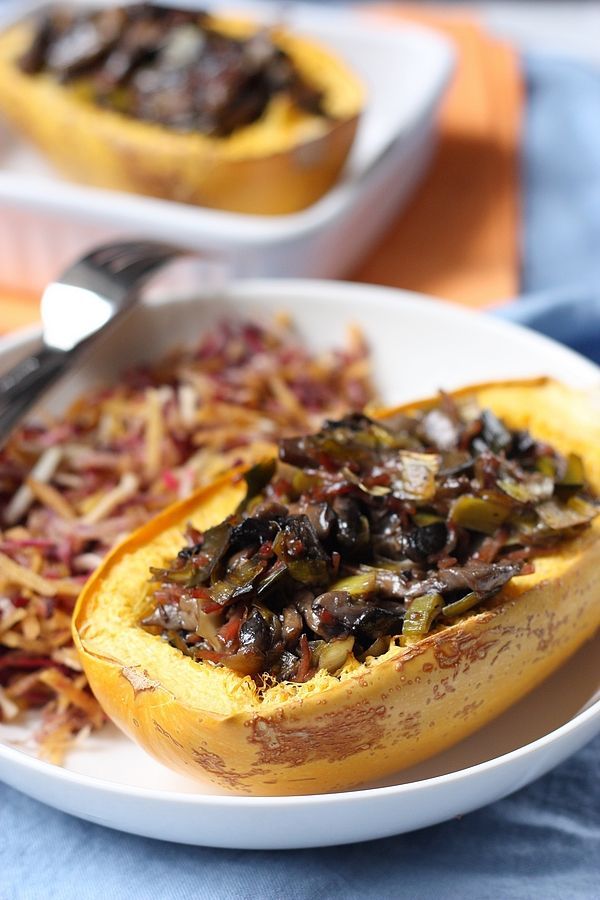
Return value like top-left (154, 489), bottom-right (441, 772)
top-left (73, 379), bottom-right (600, 795)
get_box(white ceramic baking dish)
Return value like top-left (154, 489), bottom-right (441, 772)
top-left (0, 0), bottom-right (454, 294)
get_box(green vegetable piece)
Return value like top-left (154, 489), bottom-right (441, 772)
top-left (237, 459), bottom-right (276, 512)
top-left (412, 511), bottom-right (444, 527)
top-left (390, 451), bottom-right (440, 501)
top-left (341, 467), bottom-right (391, 496)
top-left (568, 495), bottom-right (598, 517)
top-left (291, 470), bottom-right (322, 495)
top-left (151, 521), bottom-right (233, 587)
top-left (497, 475), bottom-right (554, 504)
top-left (361, 635), bottom-right (391, 660)
top-left (537, 496), bottom-right (598, 530)
top-left (209, 558), bottom-right (266, 606)
top-left (189, 522), bottom-right (233, 586)
top-left (536, 456), bottom-right (556, 478)
top-left (442, 591), bottom-right (482, 618)
top-left (559, 453), bottom-right (585, 487)
top-left (286, 558), bottom-right (330, 586)
top-left (402, 592), bottom-right (443, 636)
top-left (316, 636), bottom-right (355, 674)
top-left (256, 560), bottom-right (289, 596)
top-left (367, 422), bottom-right (400, 448)
top-left (329, 571), bottom-right (377, 598)
top-left (149, 565), bottom-right (195, 585)
top-left (272, 517), bottom-right (331, 586)
top-left (451, 495), bottom-right (510, 534)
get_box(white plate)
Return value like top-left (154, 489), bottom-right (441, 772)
top-left (1, 279), bottom-right (599, 849)
top-left (0, 1), bottom-right (454, 293)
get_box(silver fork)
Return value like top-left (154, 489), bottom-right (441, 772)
top-left (0, 239), bottom-right (187, 447)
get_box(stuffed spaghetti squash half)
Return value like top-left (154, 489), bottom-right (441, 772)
top-left (73, 379), bottom-right (600, 795)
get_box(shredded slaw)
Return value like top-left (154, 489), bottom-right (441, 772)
top-left (0, 316), bottom-right (374, 762)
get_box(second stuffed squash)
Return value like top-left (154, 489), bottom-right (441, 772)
top-left (0, 4), bottom-right (364, 214)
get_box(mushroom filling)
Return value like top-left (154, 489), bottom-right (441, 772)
top-left (19, 3), bottom-right (327, 136)
top-left (142, 396), bottom-right (598, 682)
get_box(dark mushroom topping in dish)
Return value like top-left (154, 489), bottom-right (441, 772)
top-left (142, 397), bottom-right (598, 682)
top-left (19, 3), bottom-right (327, 136)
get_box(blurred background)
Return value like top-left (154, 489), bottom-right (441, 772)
top-left (0, 0), bottom-right (598, 335)
top-left (361, 2), bottom-right (600, 63)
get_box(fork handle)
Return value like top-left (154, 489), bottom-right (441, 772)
top-left (0, 346), bottom-right (70, 446)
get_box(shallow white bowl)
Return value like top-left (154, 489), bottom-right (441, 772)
top-left (1, 279), bottom-right (599, 849)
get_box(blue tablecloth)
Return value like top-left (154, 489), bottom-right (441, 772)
top-left (2, 53), bottom-right (600, 900)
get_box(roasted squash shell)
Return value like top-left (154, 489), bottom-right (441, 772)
top-left (0, 16), bottom-right (363, 214)
top-left (72, 379), bottom-right (600, 795)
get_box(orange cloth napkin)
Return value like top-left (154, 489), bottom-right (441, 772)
top-left (0, 5), bottom-right (522, 334)
top-left (0, 288), bottom-right (41, 334)
top-left (354, 5), bottom-right (523, 308)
